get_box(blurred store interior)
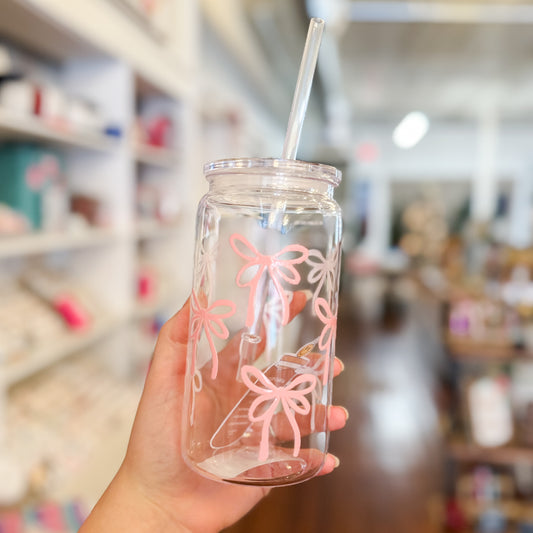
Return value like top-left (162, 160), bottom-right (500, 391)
top-left (0, 0), bottom-right (533, 531)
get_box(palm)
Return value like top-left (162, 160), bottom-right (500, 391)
top-left (118, 297), bottom-right (344, 533)
top-left (122, 299), bottom-right (268, 533)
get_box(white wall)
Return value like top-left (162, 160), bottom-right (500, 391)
top-left (346, 119), bottom-right (533, 259)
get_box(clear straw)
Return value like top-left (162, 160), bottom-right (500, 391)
top-left (281, 17), bottom-right (325, 160)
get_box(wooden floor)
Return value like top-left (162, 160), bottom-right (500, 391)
top-left (224, 288), bottom-right (446, 533)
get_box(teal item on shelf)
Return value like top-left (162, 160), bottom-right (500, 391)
top-left (0, 143), bottom-right (61, 229)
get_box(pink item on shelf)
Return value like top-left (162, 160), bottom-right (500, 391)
top-left (33, 85), bottom-right (42, 115)
top-left (36, 502), bottom-right (65, 532)
top-left (53, 294), bottom-right (91, 331)
top-left (146, 116), bottom-right (172, 148)
top-left (240, 364), bottom-right (317, 462)
top-left (449, 302), bottom-right (470, 337)
top-left (138, 268), bottom-right (157, 301)
top-left (230, 233), bottom-right (309, 328)
top-left (190, 291), bottom-right (236, 379)
top-left (26, 154), bottom-right (60, 191)
top-left (0, 511), bottom-right (23, 533)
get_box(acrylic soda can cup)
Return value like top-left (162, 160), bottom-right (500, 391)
top-left (182, 158), bottom-right (342, 486)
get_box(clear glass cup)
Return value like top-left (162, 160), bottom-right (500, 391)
top-left (182, 158), bottom-right (342, 486)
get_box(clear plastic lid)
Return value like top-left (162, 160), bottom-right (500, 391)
top-left (204, 158), bottom-right (341, 187)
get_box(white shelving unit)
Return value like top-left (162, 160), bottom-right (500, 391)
top-left (0, 228), bottom-right (120, 258)
top-left (135, 219), bottom-right (181, 240)
top-left (0, 0), bottom-right (200, 348)
top-left (134, 142), bottom-right (176, 168)
top-left (0, 0), bottom-right (287, 509)
top-left (0, 107), bottom-right (116, 152)
top-left (133, 294), bottom-right (177, 320)
top-left (2, 317), bottom-right (125, 388)
top-left (0, 0), bottom-right (201, 505)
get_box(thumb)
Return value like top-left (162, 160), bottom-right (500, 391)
top-left (148, 297), bottom-right (191, 380)
top-left (124, 298), bottom-right (191, 474)
top-left (129, 298), bottom-right (191, 438)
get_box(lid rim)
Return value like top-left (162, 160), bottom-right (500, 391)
top-left (203, 158), bottom-right (342, 187)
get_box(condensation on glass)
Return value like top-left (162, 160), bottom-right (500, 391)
top-left (182, 158), bottom-right (342, 486)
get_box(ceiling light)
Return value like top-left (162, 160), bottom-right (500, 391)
top-left (392, 111), bottom-right (429, 149)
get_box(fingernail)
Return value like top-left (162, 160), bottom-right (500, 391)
top-left (337, 358), bottom-right (345, 372)
top-left (332, 455), bottom-right (340, 468)
top-left (340, 406), bottom-right (349, 421)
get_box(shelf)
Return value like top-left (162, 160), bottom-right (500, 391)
top-left (0, 0), bottom-right (103, 61)
top-left (8, 353), bottom-right (142, 505)
top-left (2, 0), bottom-right (192, 100)
top-left (136, 219), bottom-right (181, 240)
top-left (2, 317), bottom-right (123, 388)
top-left (135, 143), bottom-right (176, 168)
top-left (448, 439), bottom-right (533, 465)
top-left (0, 0), bottom-right (199, 509)
top-left (0, 108), bottom-right (115, 151)
top-left (133, 294), bottom-right (178, 320)
top-left (445, 335), bottom-right (532, 362)
top-left (0, 228), bottom-right (121, 258)
top-left (133, 301), bottom-right (167, 320)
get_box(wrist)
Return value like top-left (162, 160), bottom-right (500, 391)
top-left (80, 466), bottom-right (191, 533)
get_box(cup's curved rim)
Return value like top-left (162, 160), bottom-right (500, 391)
top-left (203, 158), bottom-right (342, 187)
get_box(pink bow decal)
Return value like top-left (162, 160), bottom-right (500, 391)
top-left (190, 291), bottom-right (236, 379)
top-left (306, 246), bottom-right (339, 305)
top-left (315, 297), bottom-right (338, 385)
top-left (230, 234), bottom-right (309, 328)
top-left (241, 364), bottom-right (317, 462)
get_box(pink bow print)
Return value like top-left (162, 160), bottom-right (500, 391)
top-left (190, 291), bottom-right (236, 379)
top-left (230, 234), bottom-right (309, 328)
top-left (306, 246), bottom-right (339, 305)
top-left (241, 364), bottom-right (317, 462)
top-left (315, 297), bottom-right (338, 385)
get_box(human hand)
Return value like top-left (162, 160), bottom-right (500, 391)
top-left (80, 296), bottom-right (348, 533)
